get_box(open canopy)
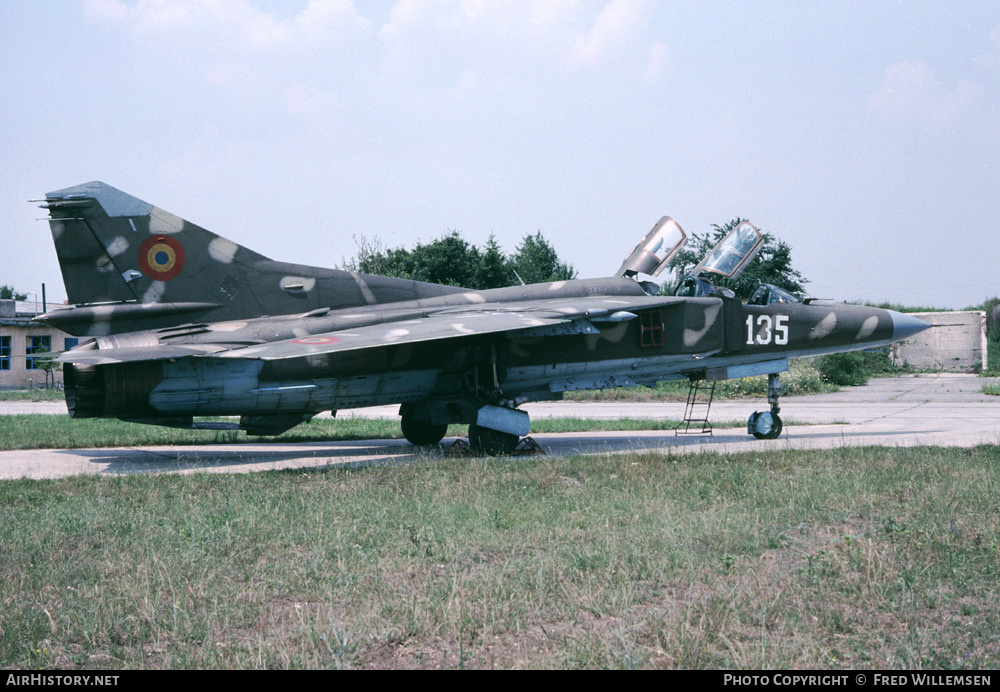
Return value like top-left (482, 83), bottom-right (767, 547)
top-left (692, 221), bottom-right (763, 280)
top-left (616, 216), bottom-right (687, 279)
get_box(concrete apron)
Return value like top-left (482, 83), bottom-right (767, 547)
top-left (2, 374), bottom-right (999, 479)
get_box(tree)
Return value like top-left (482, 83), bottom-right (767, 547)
top-left (347, 235), bottom-right (412, 278)
top-left (408, 231), bottom-right (483, 288)
top-left (0, 285), bottom-right (28, 301)
top-left (344, 229), bottom-right (576, 290)
top-left (668, 219), bottom-right (808, 301)
top-left (508, 232), bottom-right (577, 285)
top-left (350, 231), bottom-right (482, 287)
top-left (476, 234), bottom-right (511, 289)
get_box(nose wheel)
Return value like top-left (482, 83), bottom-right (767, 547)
top-left (748, 373), bottom-right (784, 440)
top-left (748, 410), bottom-right (783, 439)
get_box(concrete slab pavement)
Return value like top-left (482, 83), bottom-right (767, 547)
top-left (2, 375), bottom-right (998, 479)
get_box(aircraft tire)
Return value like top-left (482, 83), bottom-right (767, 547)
top-left (401, 418), bottom-right (449, 446)
top-left (469, 423), bottom-right (519, 456)
top-left (751, 413), bottom-right (783, 440)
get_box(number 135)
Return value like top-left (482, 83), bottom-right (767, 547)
top-left (746, 314), bottom-right (788, 345)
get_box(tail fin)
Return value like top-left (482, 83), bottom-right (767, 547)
top-left (43, 181), bottom-right (270, 308)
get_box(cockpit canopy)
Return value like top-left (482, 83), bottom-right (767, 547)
top-left (620, 217), bottom-right (771, 301)
top-left (692, 221), bottom-right (764, 280)
top-left (617, 216), bottom-right (687, 279)
top-left (672, 221), bottom-right (769, 300)
top-left (747, 283), bottom-right (801, 306)
top-left (675, 276), bottom-right (736, 299)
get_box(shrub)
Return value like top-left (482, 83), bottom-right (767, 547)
top-left (972, 297), bottom-right (1000, 374)
top-left (817, 347), bottom-right (897, 386)
top-left (817, 352), bottom-right (871, 386)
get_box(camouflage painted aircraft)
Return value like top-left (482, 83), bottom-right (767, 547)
top-left (37, 181), bottom-right (929, 453)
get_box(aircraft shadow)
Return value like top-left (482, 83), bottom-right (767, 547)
top-left (48, 423), bottom-right (955, 477)
top-left (59, 439), bottom-right (427, 475)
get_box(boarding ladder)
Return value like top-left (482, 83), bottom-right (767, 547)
top-left (674, 378), bottom-right (715, 436)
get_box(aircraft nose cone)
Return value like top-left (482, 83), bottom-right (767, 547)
top-left (888, 311), bottom-right (932, 341)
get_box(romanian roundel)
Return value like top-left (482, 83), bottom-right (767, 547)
top-left (138, 236), bottom-right (185, 281)
top-left (291, 336), bottom-right (340, 345)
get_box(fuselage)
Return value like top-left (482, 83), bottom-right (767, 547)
top-left (62, 277), bottom-right (917, 429)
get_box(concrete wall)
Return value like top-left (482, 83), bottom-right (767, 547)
top-left (891, 311), bottom-right (987, 372)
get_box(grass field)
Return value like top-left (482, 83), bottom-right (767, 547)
top-left (0, 388), bottom-right (65, 402)
top-left (1, 445), bottom-right (997, 669)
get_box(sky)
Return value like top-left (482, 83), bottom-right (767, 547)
top-left (2, 0), bottom-right (998, 309)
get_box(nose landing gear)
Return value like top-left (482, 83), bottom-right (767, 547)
top-left (748, 372), bottom-right (783, 440)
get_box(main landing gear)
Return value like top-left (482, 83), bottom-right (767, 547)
top-left (468, 422), bottom-right (520, 455)
top-left (400, 415), bottom-right (449, 446)
top-left (748, 372), bottom-right (783, 440)
top-left (400, 402), bottom-right (533, 456)
top-left (467, 404), bottom-right (531, 455)
top-left (399, 403), bottom-right (450, 446)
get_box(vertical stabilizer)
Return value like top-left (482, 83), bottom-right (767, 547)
top-left (43, 181), bottom-right (271, 310)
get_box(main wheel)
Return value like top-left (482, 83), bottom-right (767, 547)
top-left (401, 417), bottom-right (448, 446)
top-left (468, 423), bottom-right (519, 455)
top-left (749, 411), bottom-right (783, 440)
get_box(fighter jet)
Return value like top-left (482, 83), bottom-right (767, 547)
top-left (36, 182), bottom-right (930, 453)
